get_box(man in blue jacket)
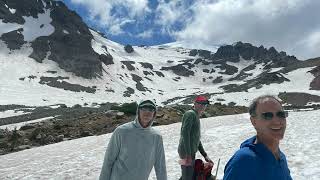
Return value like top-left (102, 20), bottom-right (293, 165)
top-left (223, 95), bottom-right (292, 180)
top-left (99, 99), bottom-right (167, 180)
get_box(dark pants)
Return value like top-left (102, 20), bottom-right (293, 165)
top-left (179, 164), bottom-right (194, 180)
top-left (179, 155), bottom-right (195, 180)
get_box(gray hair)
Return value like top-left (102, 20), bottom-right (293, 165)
top-left (248, 95), bottom-right (282, 117)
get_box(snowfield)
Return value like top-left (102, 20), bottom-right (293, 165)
top-left (1, 27), bottom-right (320, 109)
top-left (0, 110), bottom-right (319, 180)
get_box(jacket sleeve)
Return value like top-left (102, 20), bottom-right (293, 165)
top-left (223, 152), bottom-right (257, 180)
top-left (154, 135), bottom-right (167, 180)
top-left (99, 129), bottom-right (121, 180)
top-left (180, 112), bottom-right (194, 156)
top-left (198, 141), bottom-right (207, 158)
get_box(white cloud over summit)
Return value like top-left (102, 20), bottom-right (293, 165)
top-left (175, 0), bottom-right (320, 59)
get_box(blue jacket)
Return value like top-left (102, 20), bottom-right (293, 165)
top-left (223, 136), bottom-right (292, 180)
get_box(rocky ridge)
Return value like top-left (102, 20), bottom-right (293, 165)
top-left (0, 0), bottom-right (107, 79)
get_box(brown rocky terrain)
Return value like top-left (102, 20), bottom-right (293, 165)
top-left (0, 103), bottom-right (247, 155)
top-left (1, 94), bottom-right (320, 156)
top-left (279, 92), bottom-right (320, 107)
top-left (309, 65), bottom-right (320, 90)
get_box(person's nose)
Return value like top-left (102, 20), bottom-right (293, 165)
top-left (272, 114), bottom-right (284, 124)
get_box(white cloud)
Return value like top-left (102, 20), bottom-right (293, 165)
top-left (70, 0), bottom-right (150, 35)
top-left (294, 30), bottom-right (320, 59)
top-left (68, 0), bottom-right (320, 59)
top-left (155, 0), bottom-right (193, 35)
top-left (155, 1), bottom-right (181, 26)
top-left (174, 0), bottom-right (320, 60)
top-left (136, 29), bottom-right (153, 39)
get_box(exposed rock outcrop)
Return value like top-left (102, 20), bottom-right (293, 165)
top-left (309, 66), bottom-right (320, 90)
top-left (121, 61), bottom-right (135, 71)
top-left (124, 44), bottom-right (134, 53)
top-left (0, 0), bottom-right (103, 79)
top-left (161, 63), bottom-right (195, 77)
top-left (99, 53), bottom-right (114, 66)
top-left (221, 72), bottom-right (290, 92)
top-left (213, 42), bottom-right (298, 67)
top-left (0, 28), bottom-right (25, 50)
top-left (279, 92), bottom-right (320, 106)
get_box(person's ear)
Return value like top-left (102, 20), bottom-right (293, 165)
top-left (250, 116), bottom-right (256, 126)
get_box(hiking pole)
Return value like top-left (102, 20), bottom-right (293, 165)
top-left (213, 158), bottom-right (220, 180)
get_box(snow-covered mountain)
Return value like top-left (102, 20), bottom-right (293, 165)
top-left (1, 0), bottom-right (320, 109)
top-left (1, 1), bottom-right (320, 180)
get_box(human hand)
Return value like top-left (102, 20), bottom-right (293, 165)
top-left (178, 156), bottom-right (193, 166)
top-left (204, 156), bottom-right (213, 164)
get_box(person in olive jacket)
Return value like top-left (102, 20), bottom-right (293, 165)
top-left (178, 95), bottom-right (213, 180)
top-left (99, 99), bottom-right (167, 180)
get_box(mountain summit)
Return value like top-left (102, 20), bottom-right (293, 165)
top-left (1, 0), bottom-right (104, 78)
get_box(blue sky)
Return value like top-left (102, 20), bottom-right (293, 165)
top-left (61, 0), bottom-right (320, 60)
top-left (62, 0), bottom-right (181, 45)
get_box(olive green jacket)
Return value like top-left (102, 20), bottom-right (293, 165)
top-left (178, 109), bottom-right (207, 158)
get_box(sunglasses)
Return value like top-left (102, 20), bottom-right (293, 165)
top-left (196, 102), bottom-right (209, 106)
top-left (139, 107), bottom-right (155, 112)
top-left (259, 111), bottom-right (288, 120)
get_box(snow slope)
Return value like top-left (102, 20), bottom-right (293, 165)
top-left (161, 40), bottom-right (220, 53)
top-left (1, 29), bottom-right (320, 109)
top-left (0, 116), bottom-right (55, 130)
top-left (0, 110), bottom-right (319, 180)
top-left (0, 9), bottom-right (54, 41)
top-left (1, 2), bottom-right (320, 121)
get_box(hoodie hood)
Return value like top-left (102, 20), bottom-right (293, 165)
top-left (134, 99), bottom-right (157, 129)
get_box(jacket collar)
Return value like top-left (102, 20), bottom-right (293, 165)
top-left (241, 136), bottom-right (286, 163)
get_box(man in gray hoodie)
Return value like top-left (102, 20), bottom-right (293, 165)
top-left (99, 99), bottom-right (167, 180)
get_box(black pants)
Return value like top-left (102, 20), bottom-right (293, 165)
top-left (179, 155), bottom-right (195, 180)
top-left (179, 164), bottom-right (194, 180)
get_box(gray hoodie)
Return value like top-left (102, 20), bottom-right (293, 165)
top-left (99, 100), bottom-right (167, 180)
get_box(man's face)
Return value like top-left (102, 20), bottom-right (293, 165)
top-left (251, 98), bottom-right (287, 143)
top-left (194, 102), bottom-right (207, 114)
top-left (138, 106), bottom-right (155, 127)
